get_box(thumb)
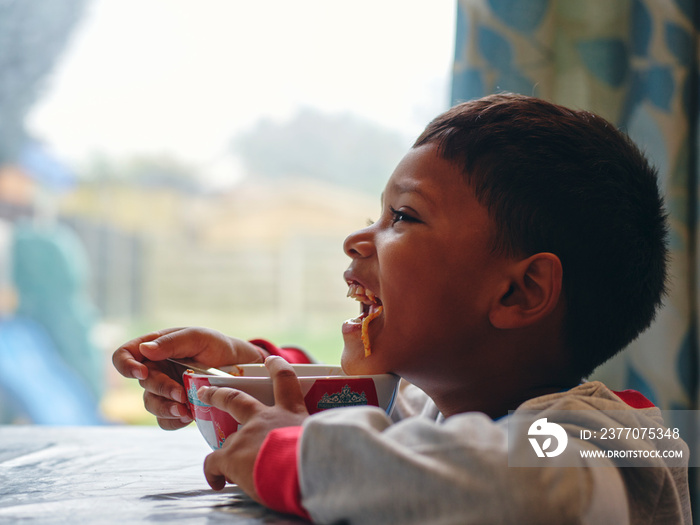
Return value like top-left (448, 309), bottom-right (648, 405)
top-left (139, 332), bottom-right (197, 361)
top-left (266, 356), bottom-right (307, 413)
top-left (138, 340), bottom-right (166, 360)
top-left (203, 450), bottom-right (227, 491)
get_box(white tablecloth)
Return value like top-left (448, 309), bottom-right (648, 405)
top-left (0, 425), bottom-right (307, 524)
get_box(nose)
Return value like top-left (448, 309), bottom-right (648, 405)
top-left (343, 225), bottom-right (375, 259)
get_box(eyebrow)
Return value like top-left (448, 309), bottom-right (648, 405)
top-left (381, 181), bottom-right (436, 208)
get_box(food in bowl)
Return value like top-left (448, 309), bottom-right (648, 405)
top-left (184, 363), bottom-right (400, 449)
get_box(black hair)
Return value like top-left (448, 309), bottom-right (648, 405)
top-left (415, 93), bottom-right (669, 378)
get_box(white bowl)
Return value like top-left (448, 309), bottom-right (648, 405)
top-left (184, 364), bottom-right (400, 449)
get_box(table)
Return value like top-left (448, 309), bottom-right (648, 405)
top-left (0, 425), bottom-right (308, 524)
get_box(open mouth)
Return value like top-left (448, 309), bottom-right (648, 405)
top-left (346, 282), bottom-right (383, 357)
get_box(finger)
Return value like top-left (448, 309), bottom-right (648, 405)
top-left (112, 346), bottom-right (149, 380)
top-left (138, 327), bottom-right (226, 364)
top-left (140, 363), bottom-right (188, 404)
top-left (113, 327), bottom-right (185, 380)
top-left (266, 356), bottom-right (306, 412)
top-left (197, 386), bottom-right (262, 426)
top-left (143, 390), bottom-right (192, 421)
top-left (156, 415), bottom-right (193, 431)
top-left (203, 450), bottom-right (227, 491)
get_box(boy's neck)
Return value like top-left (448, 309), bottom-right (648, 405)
top-left (429, 378), bottom-right (581, 419)
top-left (411, 345), bottom-right (582, 419)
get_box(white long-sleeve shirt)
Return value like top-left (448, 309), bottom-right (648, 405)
top-left (255, 380), bottom-right (691, 524)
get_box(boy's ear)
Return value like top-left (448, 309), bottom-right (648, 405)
top-left (489, 253), bottom-right (563, 330)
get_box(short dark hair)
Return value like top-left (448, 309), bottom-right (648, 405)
top-left (414, 93), bottom-right (669, 378)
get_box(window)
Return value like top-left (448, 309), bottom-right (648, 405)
top-left (3, 0), bottom-right (454, 423)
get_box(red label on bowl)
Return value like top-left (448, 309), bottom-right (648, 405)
top-left (304, 378), bottom-right (378, 413)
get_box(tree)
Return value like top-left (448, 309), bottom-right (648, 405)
top-left (0, 0), bottom-right (89, 164)
top-left (79, 153), bottom-right (201, 193)
top-left (232, 108), bottom-right (411, 195)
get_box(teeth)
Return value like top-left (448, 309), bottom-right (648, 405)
top-left (346, 282), bottom-right (379, 305)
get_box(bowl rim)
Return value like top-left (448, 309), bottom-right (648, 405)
top-left (183, 367), bottom-right (400, 381)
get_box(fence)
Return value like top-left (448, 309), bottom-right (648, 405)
top-left (66, 216), bottom-right (354, 338)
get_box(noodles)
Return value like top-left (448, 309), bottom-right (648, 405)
top-left (361, 306), bottom-right (383, 357)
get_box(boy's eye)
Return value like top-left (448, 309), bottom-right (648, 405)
top-left (390, 206), bottom-right (418, 225)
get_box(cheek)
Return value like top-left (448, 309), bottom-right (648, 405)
top-left (379, 249), bottom-right (450, 331)
top-left (384, 267), bottom-right (488, 345)
top-left (379, 283), bottom-right (440, 352)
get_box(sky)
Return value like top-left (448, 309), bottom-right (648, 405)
top-left (27, 0), bottom-right (456, 183)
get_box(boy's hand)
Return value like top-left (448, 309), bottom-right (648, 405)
top-left (199, 356), bottom-right (309, 500)
top-left (112, 327), bottom-right (267, 429)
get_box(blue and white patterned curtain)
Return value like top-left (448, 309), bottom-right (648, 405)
top-left (452, 0), bottom-right (698, 513)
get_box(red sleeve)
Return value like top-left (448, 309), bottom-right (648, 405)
top-left (249, 339), bottom-right (313, 364)
top-left (254, 426), bottom-right (310, 520)
top-left (613, 389), bottom-right (655, 408)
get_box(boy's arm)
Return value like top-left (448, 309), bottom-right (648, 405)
top-left (254, 426), bottom-right (309, 520)
top-left (249, 339), bottom-right (314, 365)
top-left (258, 407), bottom-right (631, 524)
top-left (222, 379), bottom-right (688, 523)
top-left (282, 386), bottom-right (692, 525)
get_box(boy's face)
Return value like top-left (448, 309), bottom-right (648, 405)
top-left (341, 143), bottom-right (514, 381)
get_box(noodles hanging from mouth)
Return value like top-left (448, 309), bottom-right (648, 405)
top-left (361, 305), bottom-right (383, 357)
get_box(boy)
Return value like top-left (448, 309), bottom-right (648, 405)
top-left (113, 94), bottom-right (690, 524)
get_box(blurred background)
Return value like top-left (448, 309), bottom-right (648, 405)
top-left (0, 0), bottom-right (454, 425)
top-left (2, 0), bottom-right (698, 440)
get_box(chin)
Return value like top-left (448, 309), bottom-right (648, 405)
top-left (340, 347), bottom-right (360, 375)
top-left (341, 345), bottom-right (388, 376)
top-left (340, 334), bottom-right (362, 372)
